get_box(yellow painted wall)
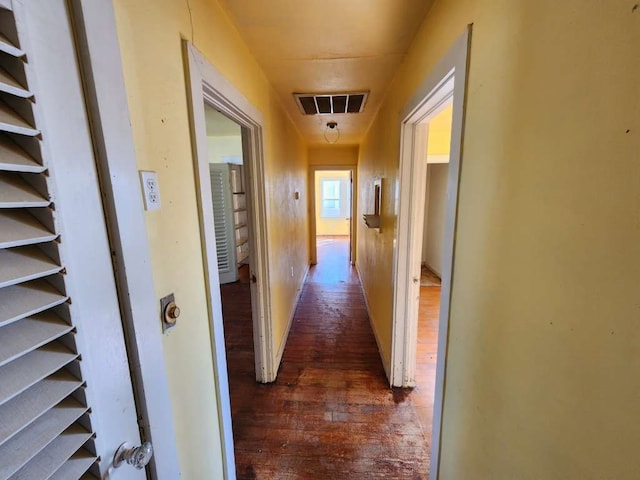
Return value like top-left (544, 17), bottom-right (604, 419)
top-left (358, 0), bottom-right (640, 478)
top-left (112, 0), bottom-right (308, 477)
top-left (308, 145), bottom-right (359, 166)
top-left (426, 103), bottom-right (453, 156)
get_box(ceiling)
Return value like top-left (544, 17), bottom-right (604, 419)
top-left (204, 104), bottom-right (242, 136)
top-left (218, 0), bottom-right (436, 145)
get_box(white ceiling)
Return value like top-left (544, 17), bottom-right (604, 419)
top-left (218, 0), bottom-right (436, 145)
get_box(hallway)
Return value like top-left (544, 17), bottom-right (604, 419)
top-left (222, 237), bottom-right (430, 479)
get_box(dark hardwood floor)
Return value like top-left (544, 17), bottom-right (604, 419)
top-left (221, 236), bottom-right (436, 479)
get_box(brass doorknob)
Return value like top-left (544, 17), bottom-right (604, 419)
top-left (164, 301), bottom-right (180, 326)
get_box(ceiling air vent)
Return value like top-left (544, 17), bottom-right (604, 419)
top-left (293, 92), bottom-right (369, 115)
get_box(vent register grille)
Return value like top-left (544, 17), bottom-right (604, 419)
top-left (0, 4), bottom-right (98, 480)
top-left (294, 92), bottom-right (368, 115)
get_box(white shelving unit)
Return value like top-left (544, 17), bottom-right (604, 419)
top-left (229, 164), bottom-right (249, 265)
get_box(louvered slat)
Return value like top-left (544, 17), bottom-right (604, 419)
top-left (0, 399), bottom-right (87, 479)
top-left (0, 278), bottom-right (67, 328)
top-left (0, 100), bottom-right (37, 136)
top-left (0, 172), bottom-right (49, 207)
top-left (0, 210), bottom-right (56, 248)
top-left (0, 246), bottom-right (61, 288)
top-left (0, 371), bottom-right (82, 445)
top-left (8, 426), bottom-right (92, 480)
top-left (0, 31), bottom-right (22, 58)
top-left (0, 135), bottom-right (44, 173)
top-left (48, 453), bottom-right (96, 480)
top-left (0, 313), bottom-right (72, 367)
top-left (0, 346), bottom-right (78, 406)
top-left (0, 67), bottom-right (29, 98)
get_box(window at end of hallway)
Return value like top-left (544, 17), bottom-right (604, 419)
top-left (321, 179), bottom-right (341, 218)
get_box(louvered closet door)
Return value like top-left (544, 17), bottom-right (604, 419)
top-left (209, 164), bottom-right (238, 284)
top-left (0, 2), bottom-right (144, 479)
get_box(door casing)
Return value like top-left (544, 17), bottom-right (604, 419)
top-left (67, 1), bottom-right (180, 477)
top-left (185, 41), bottom-right (275, 479)
top-left (390, 26), bottom-right (472, 480)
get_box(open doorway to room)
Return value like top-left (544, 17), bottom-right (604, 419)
top-left (203, 104), bottom-right (258, 473)
top-left (311, 169), bottom-right (353, 279)
top-left (412, 102), bottom-right (453, 447)
top-left (309, 165), bottom-right (356, 281)
top-left (205, 105), bottom-right (252, 284)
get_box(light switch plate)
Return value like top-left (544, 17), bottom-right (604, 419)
top-left (140, 171), bottom-right (161, 211)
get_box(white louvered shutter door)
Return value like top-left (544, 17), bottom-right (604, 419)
top-left (0, 1), bottom-right (144, 479)
top-left (209, 164), bottom-right (238, 284)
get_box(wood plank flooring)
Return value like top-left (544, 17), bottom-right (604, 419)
top-left (221, 237), bottom-right (438, 479)
top-left (415, 286), bottom-right (440, 445)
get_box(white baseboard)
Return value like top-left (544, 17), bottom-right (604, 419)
top-left (355, 265), bottom-right (392, 384)
top-left (273, 263), bottom-right (311, 373)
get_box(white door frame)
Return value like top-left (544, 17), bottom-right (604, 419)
top-left (68, 1), bottom-right (180, 477)
top-left (390, 26), bottom-right (471, 480)
top-left (185, 42), bottom-right (274, 478)
top-left (309, 165), bottom-right (357, 265)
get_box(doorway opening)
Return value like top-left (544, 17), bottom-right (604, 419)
top-left (413, 101), bottom-right (453, 449)
top-left (314, 169), bottom-right (352, 277)
top-left (205, 105), bottom-right (252, 285)
top-left (203, 104), bottom-right (256, 466)
top-left (390, 27), bottom-right (470, 480)
top-left (309, 167), bottom-right (355, 281)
